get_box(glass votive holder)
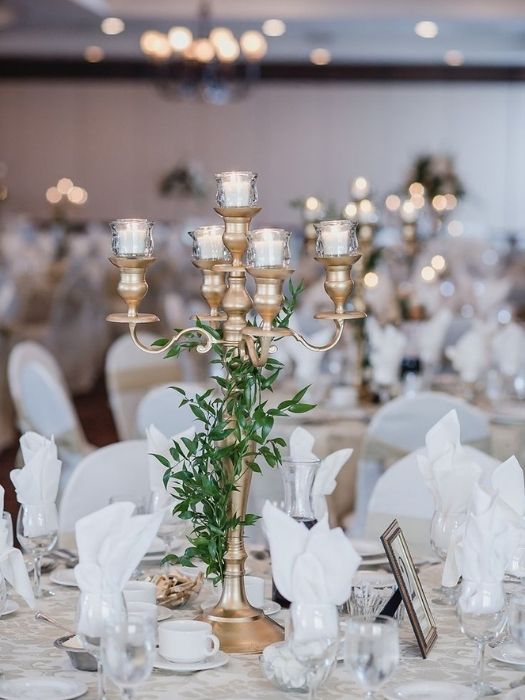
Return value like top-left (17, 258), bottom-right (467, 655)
top-left (111, 219), bottom-right (154, 258)
top-left (215, 171), bottom-right (258, 208)
top-left (315, 220), bottom-right (358, 258)
top-left (247, 228), bottom-right (291, 269)
top-left (190, 225), bottom-right (231, 262)
top-left (342, 571), bottom-right (403, 621)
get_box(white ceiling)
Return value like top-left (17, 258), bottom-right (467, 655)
top-left (2, 0), bottom-right (525, 64)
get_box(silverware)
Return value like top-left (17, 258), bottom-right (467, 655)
top-left (34, 610), bottom-right (75, 637)
top-left (49, 549), bottom-right (79, 568)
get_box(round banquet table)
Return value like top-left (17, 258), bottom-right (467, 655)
top-left (1, 556), bottom-right (524, 700)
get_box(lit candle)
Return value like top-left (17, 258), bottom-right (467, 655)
top-left (215, 171), bottom-right (257, 208)
top-left (191, 225), bottom-right (226, 260)
top-left (351, 176), bottom-right (370, 201)
top-left (111, 219), bottom-right (153, 257)
top-left (249, 228), bottom-right (290, 268)
top-left (314, 220), bottom-right (357, 257)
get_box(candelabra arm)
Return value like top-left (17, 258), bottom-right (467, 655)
top-left (289, 319), bottom-right (345, 352)
top-left (129, 323), bottom-right (216, 355)
top-left (242, 334), bottom-right (274, 368)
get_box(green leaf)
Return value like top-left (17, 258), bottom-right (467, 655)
top-left (287, 403), bottom-right (316, 413)
top-left (151, 453), bottom-right (170, 468)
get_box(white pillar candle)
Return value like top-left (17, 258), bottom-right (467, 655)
top-left (222, 177), bottom-right (252, 207)
top-left (199, 231), bottom-right (224, 259)
top-left (119, 228), bottom-right (146, 255)
top-left (253, 238), bottom-right (285, 267)
top-left (321, 226), bottom-right (349, 256)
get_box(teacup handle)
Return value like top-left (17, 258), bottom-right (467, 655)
top-left (205, 634), bottom-right (220, 657)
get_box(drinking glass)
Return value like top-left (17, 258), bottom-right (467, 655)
top-left (458, 580), bottom-right (507, 697)
top-left (507, 543), bottom-right (525, 585)
top-left (430, 509), bottom-right (465, 605)
top-left (16, 503), bottom-right (58, 598)
top-left (289, 602), bottom-right (339, 700)
top-left (149, 493), bottom-right (187, 571)
top-left (2, 512), bottom-right (13, 548)
top-left (507, 592), bottom-right (525, 688)
top-left (76, 589), bottom-right (127, 700)
top-left (344, 615), bottom-right (399, 698)
top-left (102, 615), bottom-right (156, 700)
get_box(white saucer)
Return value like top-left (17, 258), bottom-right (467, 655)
top-left (350, 538), bottom-right (384, 558)
top-left (0, 677), bottom-right (87, 700)
top-left (157, 605), bottom-right (172, 622)
top-left (50, 569), bottom-right (78, 588)
top-left (491, 640), bottom-right (525, 668)
top-left (383, 681), bottom-right (477, 700)
top-left (0, 600), bottom-right (19, 617)
top-left (154, 650), bottom-right (229, 673)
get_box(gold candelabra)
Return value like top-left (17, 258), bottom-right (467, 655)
top-left (106, 173), bottom-right (365, 653)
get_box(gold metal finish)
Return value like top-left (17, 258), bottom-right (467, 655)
top-left (107, 194), bottom-right (365, 654)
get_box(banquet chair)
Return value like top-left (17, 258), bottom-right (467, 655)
top-left (105, 332), bottom-right (183, 441)
top-left (136, 382), bottom-right (208, 438)
top-left (59, 439), bottom-right (150, 537)
top-left (15, 360), bottom-right (94, 494)
top-left (352, 392), bottom-right (490, 536)
top-left (362, 445), bottom-right (498, 554)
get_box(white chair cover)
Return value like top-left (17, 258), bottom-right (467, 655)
top-left (17, 362), bottom-right (93, 493)
top-left (105, 332), bottom-right (183, 441)
top-left (363, 445), bottom-right (498, 554)
top-left (352, 392), bottom-right (490, 536)
top-left (136, 382), bottom-right (208, 438)
top-left (58, 440), bottom-right (150, 536)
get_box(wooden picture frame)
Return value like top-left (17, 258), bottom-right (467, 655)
top-left (380, 519), bottom-right (437, 658)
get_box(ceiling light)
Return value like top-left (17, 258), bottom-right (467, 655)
top-left (210, 27), bottom-right (234, 49)
top-left (193, 38), bottom-right (215, 63)
top-left (168, 26), bottom-right (193, 52)
top-left (421, 266), bottom-right (436, 282)
top-left (67, 186), bottom-right (88, 205)
top-left (385, 194), bottom-right (401, 212)
top-left (216, 37), bottom-right (240, 63)
top-left (262, 19), bottom-right (286, 37)
top-left (431, 254), bottom-right (446, 271)
top-left (240, 30), bottom-right (268, 61)
top-left (45, 187), bottom-right (62, 204)
top-left (408, 182), bottom-right (424, 197)
top-left (415, 21), bottom-right (439, 39)
top-left (101, 17), bottom-right (125, 35)
top-left (310, 48), bottom-right (331, 66)
top-left (343, 202), bottom-right (358, 219)
top-left (364, 271), bottom-right (379, 289)
top-left (57, 177), bottom-right (74, 195)
top-left (445, 50), bottom-right (464, 66)
top-left (84, 46), bottom-right (105, 63)
top-left (140, 31), bottom-right (171, 61)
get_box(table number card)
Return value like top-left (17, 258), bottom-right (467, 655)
top-left (381, 519), bottom-right (437, 658)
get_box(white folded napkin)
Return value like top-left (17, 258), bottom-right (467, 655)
top-left (262, 501), bottom-right (361, 604)
top-left (366, 317), bottom-right (407, 387)
top-left (446, 322), bottom-right (491, 383)
top-left (10, 432), bottom-right (62, 506)
top-left (75, 502), bottom-right (165, 636)
top-left (0, 486), bottom-right (35, 608)
top-left (443, 455), bottom-right (524, 587)
top-left (417, 410), bottom-right (482, 516)
top-left (146, 424), bottom-right (195, 500)
top-left (288, 427), bottom-right (352, 520)
top-left (417, 308), bottom-right (453, 365)
top-left (455, 483), bottom-right (519, 612)
top-left (492, 323), bottom-right (525, 377)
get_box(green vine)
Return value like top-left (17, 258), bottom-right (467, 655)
top-left (151, 280), bottom-right (314, 583)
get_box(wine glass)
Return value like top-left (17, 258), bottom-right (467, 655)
top-left (507, 543), bottom-right (525, 586)
top-left (289, 602), bottom-right (339, 700)
top-left (2, 512), bottom-right (13, 548)
top-left (344, 615), bottom-right (399, 698)
top-left (507, 592), bottom-right (525, 688)
top-left (16, 503), bottom-right (58, 598)
top-left (149, 493), bottom-right (186, 571)
top-left (76, 589), bottom-right (126, 700)
top-left (102, 615), bottom-right (156, 700)
top-left (457, 580), bottom-right (507, 697)
top-left (430, 509), bottom-right (465, 605)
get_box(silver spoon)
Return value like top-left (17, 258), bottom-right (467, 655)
top-left (34, 611), bottom-right (76, 637)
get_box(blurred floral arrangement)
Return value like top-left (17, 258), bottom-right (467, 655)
top-left (406, 154), bottom-right (465, 202)
top-left (159, 161), bottom-right (207, 200)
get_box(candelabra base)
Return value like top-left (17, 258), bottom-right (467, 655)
top-left (196, 603), bottom-right (284, 654)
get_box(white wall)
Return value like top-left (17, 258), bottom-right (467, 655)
top-left (1, 80), bottom-right (524, 232)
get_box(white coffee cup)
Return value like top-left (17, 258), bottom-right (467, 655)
top-left (158, 620), bottom-right (220, 663)
top-left (123, 581), bottom-right (156, 606)
top-left (126, 601), bottom-right (158, 627)
top-left (244, 576), bottom-right (265, 609)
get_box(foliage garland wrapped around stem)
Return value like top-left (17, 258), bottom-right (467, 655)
top-left (151, 280), bottom-right (314, 584)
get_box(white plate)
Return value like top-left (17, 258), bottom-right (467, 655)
top-left (157, 605), bottom-right (172, 622)
top-left (505, 688), bottom-right (525, 699)
top-left (491, 640), bottom-right (525, 668)
top-left (0, 677), bottom-right (87, 700)
top-left (383, 681), bottom-right (477, 700)
top-left (154, 650), bottom-right (229, 673)
top-left (0, 600), bottom-right (19, 617)
top-left (50, 569), bottom-right (78, 587)
top-left (350, 538), bottom-right (385, 558)
top-left (263, 600), bottom-right (281, 616)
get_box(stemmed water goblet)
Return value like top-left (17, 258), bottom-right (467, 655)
top-left (16, 503), bottom-right (58, 598)
top-left (76, 588), bottom-right (127, 700)
top-left (430, 509), bottom-right (465, 605)
top-left (344, 615), bottom-right (399, 699)
top-left (149, 492), bottom-right (186, 572)
top-left (289, 602), bottom-right (339, 700)
top-left (507, 591), bottom-right (525, 688)
top-left (457, 580), bottom-right (507, 697)
top-left (102, 614), bottom-right (156, 700)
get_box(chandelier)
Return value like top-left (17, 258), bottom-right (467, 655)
top-left (140, 3), bottom-right (268, 104)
